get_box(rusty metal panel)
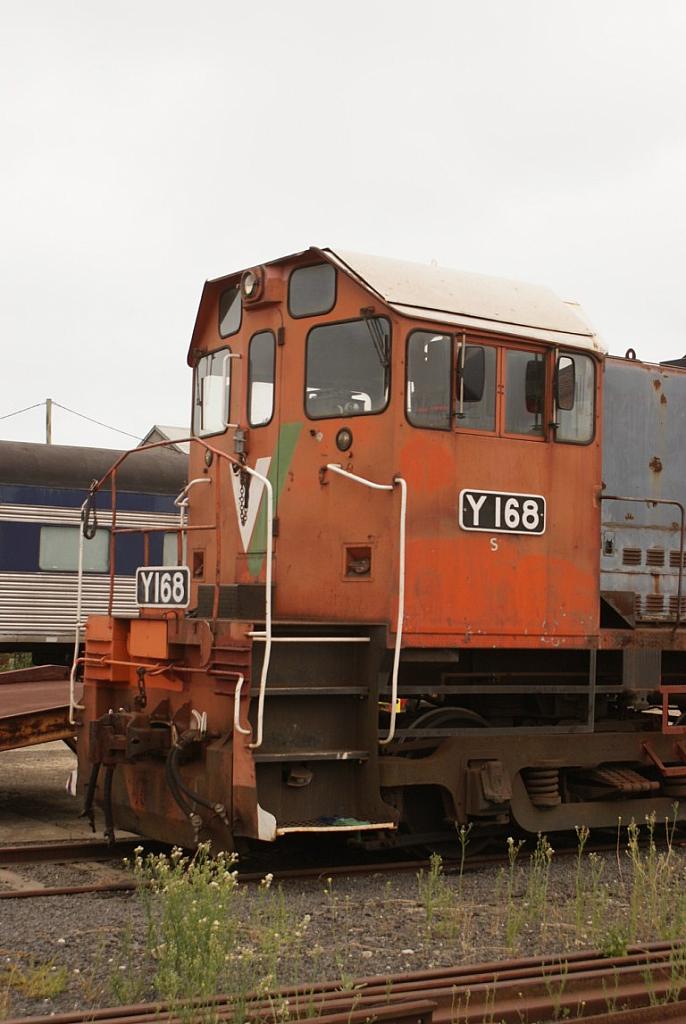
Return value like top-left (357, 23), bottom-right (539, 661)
top-left (0, 671), bottom-right (77, 751)
top-left (601, 357), bottom-right (686, 622)
top-left (0, 706), bottom-right (74, 751)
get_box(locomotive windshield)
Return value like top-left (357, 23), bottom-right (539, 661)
top-left (305, 316), bottom-right (390, 418)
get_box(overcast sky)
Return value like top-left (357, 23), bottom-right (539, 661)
top-left (1, 1), bottom-right (685, 448)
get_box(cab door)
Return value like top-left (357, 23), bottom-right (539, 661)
top-left (232, 315), bottom-right (280, 584)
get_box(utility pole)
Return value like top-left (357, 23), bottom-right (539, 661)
top-left (46, 398), bottom-right (52, 444)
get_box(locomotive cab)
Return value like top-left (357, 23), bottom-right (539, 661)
top-left (76, 248), bottom-right (686, 851)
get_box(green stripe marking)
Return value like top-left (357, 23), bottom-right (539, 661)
top-left (247, 421), bottom-right (302, 576)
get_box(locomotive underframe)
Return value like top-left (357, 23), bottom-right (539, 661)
top-left (80, 615), bottom-right (686, 850)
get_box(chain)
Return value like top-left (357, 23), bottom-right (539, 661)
top-left (135, 667), bottom-right (147, 709)
top-left (239, 467), bottom-right (251, 526)
top-left (232, 458), bottom-right (251, 527)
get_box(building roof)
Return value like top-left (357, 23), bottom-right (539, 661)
top-left (0, 440), bottom-right (186, 493)
top-left (139, 425), bottom-right (191, 454)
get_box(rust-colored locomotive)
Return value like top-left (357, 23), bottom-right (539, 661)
top-left (76, 248), bottom-right (686, 849)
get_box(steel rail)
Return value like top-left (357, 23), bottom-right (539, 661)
top-left (5, 833), bottom-right (686, 898)
top-left (3, 825), bottom-right (686, 872)
top-left (3, 942), bottom-right (685, 1024)
top-left (0, 839), bottom-right (169, 866)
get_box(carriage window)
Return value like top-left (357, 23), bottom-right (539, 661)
top-left (193, 348), bottom-right (231, 436)
top-left (406, 331), bottom-right (451, 429)
top-left (289, 264), bottom-right (336, 318)
top-left (505, 350), bottom-right (546, 436)
top-left (163, 532), bottom-right (182, 566)
top-left (556, 352), bottom-right (595, 444)
top-left (39, 526), bottom-right (109, 572)
top-left (218, 286), bottom-right (241, 337)
top-left (248, 330), bottom-right (276, 427)
top-left (305, 317), bottom-right (390, 418)
top-left (456, 344), bottom-right (496, 432)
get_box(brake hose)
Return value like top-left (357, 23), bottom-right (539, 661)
top-left (80, 763), bottom-right (100, 832)
top-left (103, 765), bottom-right (116, 846)
top-left (169, 742), bottom-right (217, 813)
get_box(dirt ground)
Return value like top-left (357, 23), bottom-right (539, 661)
top-left (0, 741), bottom-right (90, 844)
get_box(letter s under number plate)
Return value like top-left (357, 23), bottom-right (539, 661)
top-left (459, 489), bottom-right (546, 535)
top-left (136, 566), bottom-right (191, 608)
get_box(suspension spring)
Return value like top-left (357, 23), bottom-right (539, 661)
top-left (522, 766), bottom-right (562, 807)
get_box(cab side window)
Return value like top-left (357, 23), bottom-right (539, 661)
top-left (218, 286), bottom-right (241, 337)
top-left (289, 264), bottom-right (336, 318)
top-left (406, 331), bottom-right (451, 430)
top-left (193, 349), bottom-right (231, 436)
top-left (555, 352), bottom-right (595, 443)
top-left (505, 350), bottom-right (546, 436)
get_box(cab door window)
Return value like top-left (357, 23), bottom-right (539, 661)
top-left (406, 331), bottom-right (451, 429)
top-left (455, 342), bottom-right (497, 432)
top-left (505, 350), bottom-right (546, 436)
top-left (248, 330), bottom-right (276, 427)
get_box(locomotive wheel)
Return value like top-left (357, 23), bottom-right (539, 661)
top-left (396, 705), bottom-right (488, 758)
top-left (398, 706), bottom-right (489, 855)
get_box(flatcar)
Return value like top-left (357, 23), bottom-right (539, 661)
top-left (75, 248), bottom-right (686, 850)
top-left (0, 440), bottom-right (186, 664)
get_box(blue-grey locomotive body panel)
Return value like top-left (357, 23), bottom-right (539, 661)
top-left (601, 357), bottom-right (686, 622)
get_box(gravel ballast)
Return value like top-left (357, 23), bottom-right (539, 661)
top-left (3, 843), bottom-right (686, 1019)
top-left (3, 744), bottom-right (686, 1019)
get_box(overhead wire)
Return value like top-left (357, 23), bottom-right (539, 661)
top-left (0, 399), bottom-right (141, 441)
top-left (0, 401), bottom-right (46, 422)
top-left (51, 402), bottom-right (141, 440)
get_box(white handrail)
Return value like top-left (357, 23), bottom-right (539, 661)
top-left (67, 477), bottom-right (213, 725)
top-left (324, 464), bottom-right (407, 745)
top-left (239, 462), bottom-right (274, 750)
top-left (233, 674), bottom-right (251, 735)
top-left (174, 477), bottom-right (211, 564)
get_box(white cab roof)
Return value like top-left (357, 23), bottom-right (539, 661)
top-left (322, 248), bottom-right (604, 353)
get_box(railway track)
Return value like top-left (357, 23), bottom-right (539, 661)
top-left (3, 941), bottom-right (685, 1024)
top-left (0, 839), bottom-right (446, 899)
top-left (3, 831), bottom-right (686, 901)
